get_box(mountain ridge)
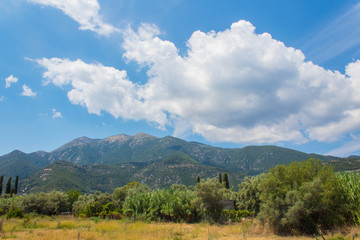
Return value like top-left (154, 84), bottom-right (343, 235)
top-left (0, 133), bottom-right (346, 193)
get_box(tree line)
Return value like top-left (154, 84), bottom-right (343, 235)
top-left (0, 176), bottom-right (19, 196)
top-left (1, 159), bottom-right (360, 235)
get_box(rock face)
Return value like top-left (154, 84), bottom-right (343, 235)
top-left (0, 133), bottom-right (339, 193)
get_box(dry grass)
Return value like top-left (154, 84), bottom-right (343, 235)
top-left (0, 216), bottom-right (358, 240)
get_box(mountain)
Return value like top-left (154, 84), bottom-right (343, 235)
top-left (0, 133), bottom-right (341, 193)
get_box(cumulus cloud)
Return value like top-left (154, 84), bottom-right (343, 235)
top-left (5, 75), bottom-right (18, 88)
top-left (21, 84), bottom-right (37, 97)
top-left (36, 58), bottom-right (167, 125)
top-left (51, 108), bottom-right (63, 119)
top-left (36, 20), bottom-right (360, 144)
top-left (28, 0), bottom-right (119, 36)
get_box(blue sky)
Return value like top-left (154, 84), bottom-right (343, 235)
top-left (1, 0), bottom-right (360, 157)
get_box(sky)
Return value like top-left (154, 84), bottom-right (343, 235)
top-left (1, 0), bottom-right (360, 157)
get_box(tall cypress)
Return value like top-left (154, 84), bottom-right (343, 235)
top-left (196, 176), bottom-right (200, 184)
top-left (223, 173), bottom-right (229, 189)
top-left (0, 176), bottom-right (3, 196)
top-left (14, 176), bottom-right (19, 195)
top-left (218, 173), bottom-right (222, 184)
top-left (5, 177), bottom-right (12, 194)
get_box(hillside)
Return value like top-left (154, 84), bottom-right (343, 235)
top-left (21, 152), bottom-right (245, 193)
top-left (325, 156), bottom-right (360, 172)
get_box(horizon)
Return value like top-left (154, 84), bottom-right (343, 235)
top-left (1, 0), bottom-right (360, 157)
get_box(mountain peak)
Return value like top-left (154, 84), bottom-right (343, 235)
top-left (133, 132), bottom-right (158, 139)
top-left (101, 134), bottom-right (131, 144)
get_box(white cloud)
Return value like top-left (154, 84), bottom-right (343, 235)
top-left (36, 58), bottom-right (167, 126)
top-left (37, 20), bottom-right (360, 144)
top-left (28, 0), bottom-right (119, 36)
top-left (21, 84), bottom-right (37, 97)
top-left (5, 75), bottom-right (18, 88)
top-left (51, 108), bottom-right (63, 119)
top-left (0, 96), bottom-right (5, 102)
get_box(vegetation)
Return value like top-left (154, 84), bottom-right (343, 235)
top-left (1, 158), bottom-right (360, 237)
top-left (5, 177), bottom-right (11, 195)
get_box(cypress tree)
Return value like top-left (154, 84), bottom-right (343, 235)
top-left (223, 173), bottom-right (229, 189)
top-left (14, 176), bottom-right (19, 195)
top-left (5, 177), bottom-right (12, 194)
top-left (218, 172), bottom-right (222, 184)
top-left (196, 176), bottom-right (200, 184)
top-left (0, 176), bottom-right (3, 196)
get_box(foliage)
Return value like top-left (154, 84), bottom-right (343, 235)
top-left (66, 190), bottom-right (81, 209)
top-left (21, 191), bottom-right (70, 215)
top-left (222, 173), bottom-right (229, 189)
top-left (193, 178), bottom-right (226, 222)
top-left (13, 176), bottom-right (19, 195)
top-left (336, 172), bottom-right (360, 224)
top-left (257, 158), bottom-right (347, 234)
top-left (122, 187), bottom-right (201, 223)
top-left (223, 209), bottom-right (254, 222)
top-left (237, 174), bottom-right (264, 215)
top-left (5, 177), bottom-right (11, 194)
top-left (5, 203), bottom-right (23, 219)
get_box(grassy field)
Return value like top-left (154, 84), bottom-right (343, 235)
top-left (0, 216), bottom-right (357, 240)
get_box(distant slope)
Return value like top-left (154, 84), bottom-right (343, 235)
top-left (21, 161), bottom-right (139, 193)
top-left (48, 134), bottom-right (131, 165)
top-left (0, 150), bottom-right (50, 179)
top-left (21, 152), bottom-right (245, 193)
top-left (325, 156), bottom-right (360, 172)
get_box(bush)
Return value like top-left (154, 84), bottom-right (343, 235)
top-left (5, 203), bottom-right (23, 219)
top-left (223, 209), bottom-right (254, 222)
top-left (257, 159), bottom-right (347, 234)
top-left (193, 178), bottom-right (226, 222)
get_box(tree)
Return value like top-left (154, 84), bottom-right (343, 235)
top-left (13, 176), bottom-right (19, 195)
top-left (218, 173), bottom-right (222, 184)
top-left (194, 178), bottom-right (225, 222)
top-left (257, 158), bottom-right (347, 234)
top-left (223, 173), bottom-right (229, 189)
top-left (0, 176), bottom-right (3, 196)
top-left (196, 176), bottom-right (200, 184)
top-left (5, 177), bottom-right (12, 195)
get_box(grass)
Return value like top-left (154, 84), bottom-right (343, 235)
top-left (0, 216), bottom-right (358, 240)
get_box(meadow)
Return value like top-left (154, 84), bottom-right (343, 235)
top-left (0, 216), bottom-right (358, 240)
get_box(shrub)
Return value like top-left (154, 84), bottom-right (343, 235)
top-left (257, 159), bottom-right (347, 234)
top-left (223, 209), bottom-right (254, 222)
top-left (5, 203), bottom-right (23, 219)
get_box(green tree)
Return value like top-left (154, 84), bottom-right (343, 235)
top-left (223, 173), bottom-right (229, 189)
top-left (13, 176), bottom-right (19, 195)
top-left (237, 174), bottom-right (263, 214)
top-left (5, 177), bottom-right (11, 195)
top-left (0, 176), bottom-right (3, 196)
top-left (194, 178), bottom-right (225, 222)
top-left (257, 159), bottom-right (347, 234)
top-left (66, 190), bottom-right (81, 209)
top-left (196, 176), bottom-right (200, 184)
top-left (218, 173), bottom-right (222, 184)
